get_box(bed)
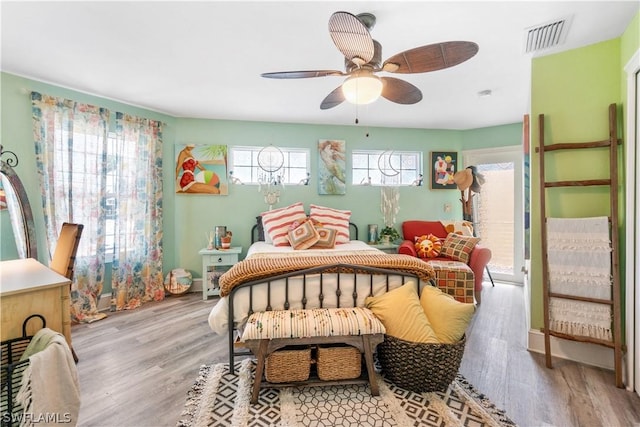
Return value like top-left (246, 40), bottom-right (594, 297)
top-left (207, 220), bottom-right (436, 370)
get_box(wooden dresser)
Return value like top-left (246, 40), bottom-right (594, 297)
top-left (0, 258), bottom-right (72, 346)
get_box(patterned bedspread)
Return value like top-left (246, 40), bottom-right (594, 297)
top-left (219, 253), bottom-right (435, 297)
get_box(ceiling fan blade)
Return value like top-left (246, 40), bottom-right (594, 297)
top-left (262, 70), bottom-right (344, 79)
top-left (382, 41), bottom-right (479, 74)
top-left (329, 11), bottom-right (374, 65)
top-left (320, 86), bottom-right (345, 110)
top-left (381, 77), bottom-right (423, 104)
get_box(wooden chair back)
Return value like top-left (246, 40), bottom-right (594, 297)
top-left (50, 222), bottom-right (84, 281)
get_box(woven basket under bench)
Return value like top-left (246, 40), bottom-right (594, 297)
top-left (265, 344), bottom-right (363, 383)
top-left (377, 334), bottom-right (466, 393)
top-left (265, 346), bottom-right (312, 383)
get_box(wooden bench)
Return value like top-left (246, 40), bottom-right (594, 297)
top-left (240, 307), bottom-right (385, 404)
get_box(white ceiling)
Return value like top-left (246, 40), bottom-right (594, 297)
top-left (1, 1), bottom-right (638, 130)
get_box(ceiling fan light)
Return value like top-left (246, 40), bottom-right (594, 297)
top-left (342, 74), bottom-right (383, 105)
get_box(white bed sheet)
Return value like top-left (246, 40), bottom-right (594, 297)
top-left (245, 240), bottom-right (379, 258)
top-left (208, 240), bottom-right (394, 335)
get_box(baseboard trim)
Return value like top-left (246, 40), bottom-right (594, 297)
top-left (191, 278), bottom-right (203, 293)
top-left (97, 293), bottom-right (112, 312)
top-left (96, 278), bottom-right (205, 312)
top-left (528, 329), bottom-right (614, 370)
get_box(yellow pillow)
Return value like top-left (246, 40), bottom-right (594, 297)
top-left (365, 281), bottom-right (439, 344)
top-left (420, 285), bottom-right (475, 344)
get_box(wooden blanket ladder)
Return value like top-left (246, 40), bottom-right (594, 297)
top-left (537, 103), bottom-right (623, 387)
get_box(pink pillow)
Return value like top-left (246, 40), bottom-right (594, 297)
top-left (309, 204), bottom-right (351, 244)
top-left (261, 202), bottom-right (307, 247)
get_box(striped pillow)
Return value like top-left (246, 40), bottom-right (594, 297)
top-left (261, 202), bottom-right (307, 247)
top-left (309, 204), bottom-right (351, 244)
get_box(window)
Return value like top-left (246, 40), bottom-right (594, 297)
top-left (230, 146), bottom-right (310, 185)
top-left (352, 150), bottom-right (423, 186)
top-left (48, 131), bottom-right (121, 261)
top-left (103, 133), bottom-right (118, 260)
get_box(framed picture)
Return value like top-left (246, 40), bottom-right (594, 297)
top-left (318, 139), bottom-right (346, 195)
top-left (430, 151), bottom-right (458, 189)
top-left (175, 144), bottom-right (228, 195)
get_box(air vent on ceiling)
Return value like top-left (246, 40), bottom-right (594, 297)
top-left (524, 17), bottom-right (570, 53)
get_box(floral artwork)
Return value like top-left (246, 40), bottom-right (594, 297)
top-left (175, 144), bottom-right (228, 195)
top-left (430, 151), bottom-right (458, 189)
top-left (318, 139), bottom-right (346, 195)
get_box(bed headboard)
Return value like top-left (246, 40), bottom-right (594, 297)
top-left (251, 217), bottom-right (358, 244)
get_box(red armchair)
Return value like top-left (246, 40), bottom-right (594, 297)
top-left (398, 220), bottom-right (492, 303)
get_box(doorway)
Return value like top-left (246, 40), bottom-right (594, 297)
top-left (624, 48), bottom-right (639, 395)
top-left (463, 146), bottom-right (524, 284)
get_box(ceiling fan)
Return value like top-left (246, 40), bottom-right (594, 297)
top-left (261, 11), bottom-right (479, 110)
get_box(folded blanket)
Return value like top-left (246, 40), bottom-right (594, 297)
top-left (219, 253), bottom-right (435, 297)
top-left (16, 328), bottom-right (80, 427)
top-left (546, 217), bottom-right (613, 341)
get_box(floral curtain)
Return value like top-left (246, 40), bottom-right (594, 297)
top-left (32, 92), bottom-right (109, 323)
top-left (111, 112), bottom-right (164, 310)
top-left (32, 93), bottom-right (165, 321)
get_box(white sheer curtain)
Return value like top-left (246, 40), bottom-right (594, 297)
top-left (32, 92), bottom-right (109, 323)
top-left (32, 93), bottom-right (165, 322)
top-left (110, 112), bottom-right (165, 310)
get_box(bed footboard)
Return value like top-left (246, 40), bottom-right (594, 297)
top-left (227, 263), bottom-right (421, 373)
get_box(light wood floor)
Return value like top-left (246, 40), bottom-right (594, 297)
top-left (72, 282), bottom-right (640, 427)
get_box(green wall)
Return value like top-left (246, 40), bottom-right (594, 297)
top-left (530, 8), bottom-right (640, 331)
top-left (1, 71), bottom-right (521, 284)
top-left (171, 118), bottom-right (521, 275)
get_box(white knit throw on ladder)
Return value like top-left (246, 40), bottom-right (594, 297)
top-left (546, 216), bottom-right (613, 341)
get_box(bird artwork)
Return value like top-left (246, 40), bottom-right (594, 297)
top-left (318, 139), bottom-right (346, 195)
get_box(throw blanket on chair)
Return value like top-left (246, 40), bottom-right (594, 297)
top-left (219, 253), bottom-right (435, 297)
top-left (546, 217), bottom-right (613, 341)
top-left (16, 328), bottom-right (80, 427)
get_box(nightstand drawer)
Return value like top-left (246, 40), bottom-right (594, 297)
top-left (199, 246), bottom-right (242, 300)
top-left (204, 254), bottom-right (238, 265)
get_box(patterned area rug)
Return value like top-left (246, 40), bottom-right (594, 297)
top-left (177, 359), bottom-right (517, 427)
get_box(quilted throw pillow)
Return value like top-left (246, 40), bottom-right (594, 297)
top-left (309, 204), bottom-right (351, 244)
top-left (440, 233), bottom-right (480, 264)
top-left (414, 234), bottom-right (442, 258)
top-left (261, 202), bottom-right (307, 247)
top-left (312, 227), bottom-right (337, 249)
top-left (288, 220), bottom-right (320, 250)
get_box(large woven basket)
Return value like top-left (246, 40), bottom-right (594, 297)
top-left (265, 347), bottom-right (311, 383)
top-left (377, 334), bottom-right (466, 393)
top-left (317, 345), bottom-right (361, 381)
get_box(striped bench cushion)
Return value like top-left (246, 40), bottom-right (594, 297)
top-left (241, 307), bottom-right (385, 341)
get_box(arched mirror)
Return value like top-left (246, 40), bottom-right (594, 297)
top-left (0, 145), bottom-right (37, 259)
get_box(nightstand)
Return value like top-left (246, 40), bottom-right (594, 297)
top-left (198, 247), bottom-right (242, 300)
top-left (370, 243), bottom-right (399, 254)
